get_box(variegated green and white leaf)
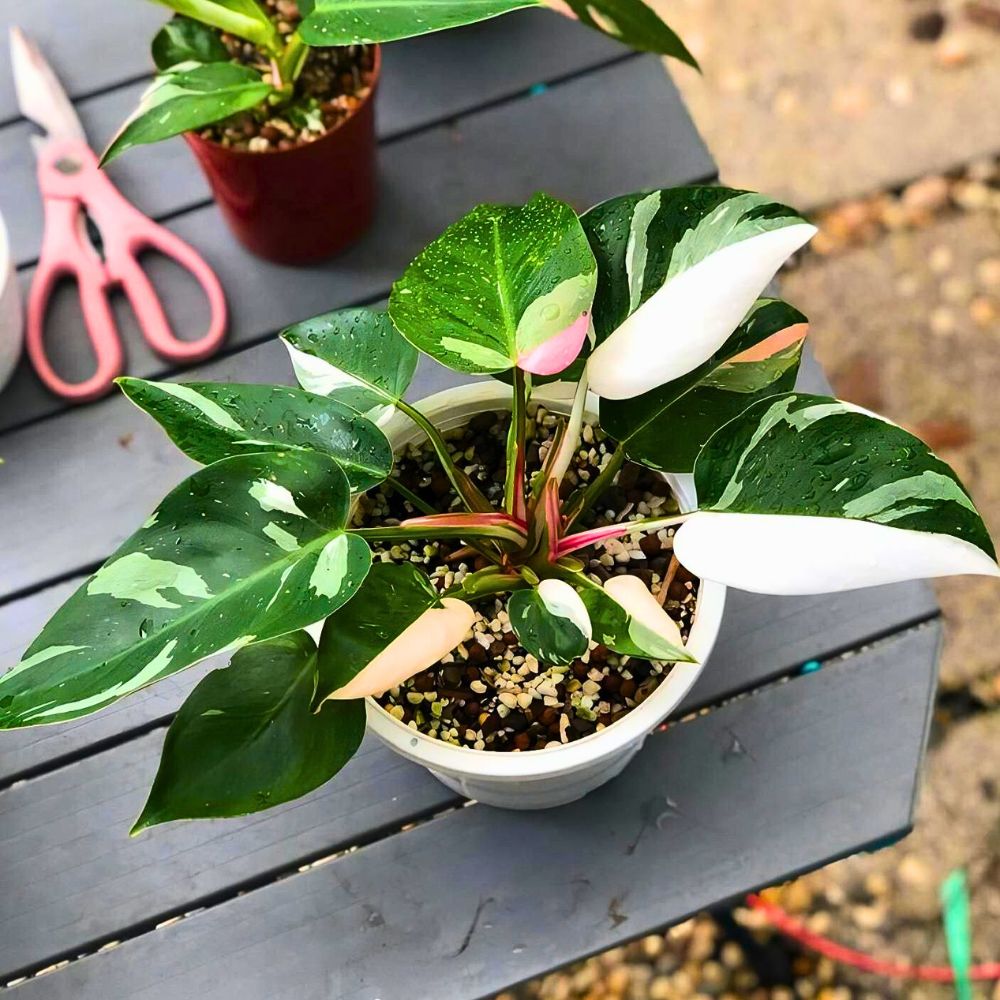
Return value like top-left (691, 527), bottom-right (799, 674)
top-left (118, 378), bottom-right (393, 492)
top-left (0, 453), bottom-right (372, 728)
top-left (317, 562), bottom-right (474, 701)
top-left (132, 631), bottom-right (365, 832)
top-left (151, 0), bottom-right (280, 50)
top-left (674, 393), bottom-right (999, 594)
top-left (280, 307), bottom-right (418, 424)
top-left (389, 193), bottom-right (597, 376)
top-left (577, 575), bottom-right (694, 662)
top-left (508, 578), bottom-right (591, 666)
top-left (102, 61), bottom-right (273, 164)
top-left (582, 187), bottom-right (816, 399)
top-left (600, 298), bottom-right (807, 472)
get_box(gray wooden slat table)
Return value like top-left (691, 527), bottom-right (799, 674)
top-left (0, 11), bottom-right (940, 998)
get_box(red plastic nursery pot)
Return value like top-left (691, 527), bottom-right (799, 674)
top-left (184, 46), bottom-right (381, 266)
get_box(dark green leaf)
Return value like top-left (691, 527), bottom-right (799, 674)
top-left (132, 631), bottom-right (365, 832)
top-left (0, 452), bottom-right (371, 728)
top-left (152, 16), bottom-right (230, 69)
top-left (600, 298), bottom-right (807, 471)
top-left (118, 378), bottom-right (393, 492)
top-left (281, 307), bottom-right (418, 418)
top-left (102, 62), bottom-right (273, 164)
top-left (556, 0), bottom-right (698, 66)
top-left (300, 0), bottom-right (539, 45)
top-left (389, 193), bottom-right (597, 375)
top-left (508, 579), bottom-right (590, 666)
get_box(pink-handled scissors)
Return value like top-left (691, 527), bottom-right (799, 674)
top-left (10, 27), bottom-right (227, 403)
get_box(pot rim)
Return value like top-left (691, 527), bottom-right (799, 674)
top-left (184, 44), bottom-right (381, 158)
top-left (364, 380), bottom-right (726, 780)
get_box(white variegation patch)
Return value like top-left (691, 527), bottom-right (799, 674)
top-left (154, 383), bottom-right (244, 432)
top-left (309, 535), bottom-right (350, 598)
top-left (589, 224), bottom-right (817, 399)
top-left (262, 522), bottom-right (300, 552)
top-left (537, 578), bottom-right (592, 639)
top-left (325, 598), bottom-right (475, 700)
top-left (5, 644), bottom-right (88, 681)
top-left (603, 574), bottom-right (683, 648)
top-left (674, 511), bottom-right (1000, 595)
top-left (283, 338), bottom-right (366, 398)
top-left (249, 479), bottom-right (307, 518)
top-left (625, 191), bottom-right (661, 313)
top-left (87, 553), bottom-right (211, 609)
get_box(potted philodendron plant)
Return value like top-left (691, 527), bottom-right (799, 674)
top-left (103, 0), bottom-right (696, 263)
top-left (2, 186), bottom-right (997, 826)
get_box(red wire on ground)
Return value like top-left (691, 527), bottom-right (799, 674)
top-left (745, 893), bottom-right (1000, 983)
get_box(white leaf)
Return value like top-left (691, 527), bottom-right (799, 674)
top-left (603, 574), bottom-right (683, 647)
top-left (674, 511), bottom-right (1000, 595)
top-left (325, 598), bottom-right (475, 700)
top-left (589, 224), bottom-right (817, 399)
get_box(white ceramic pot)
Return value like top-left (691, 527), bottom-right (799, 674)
top-left (0, 213), bottom-right (23, 391)
top-left (367, 382), bottom-right (726, 809)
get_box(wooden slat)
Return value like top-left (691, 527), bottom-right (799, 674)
top-left (0, 54), bottom-right (714, 435)
top-left (0, 15), bottom-right (637, 270)
top-left (4, 623), bottom-right (940, 996)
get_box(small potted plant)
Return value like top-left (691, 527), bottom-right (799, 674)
top-left (103, 0), bottom-right (697, 264)
top-left (2, 185), bottom-right (996, 830)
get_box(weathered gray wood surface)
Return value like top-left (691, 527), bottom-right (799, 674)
top-left (6, 624), bottom-right (941, 998)
top-left (0, 7), bottom-right (943, 997)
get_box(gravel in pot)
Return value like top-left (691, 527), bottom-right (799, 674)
top-left (353, 402), bottom-right (699, 753)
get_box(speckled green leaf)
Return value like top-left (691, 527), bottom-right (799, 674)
top-left (152, 16), bottom-right (230, 69)
top-left (601, 298), bottom-right (807, 472)
top-left (555, 0), bottom-right (697, 66)
top-left (672, 392), bottom-right (998, 594)
top-left (389, 193), bottom-right (597, 375)
top-left (102, 62), bottom-right (273, 164)
top-left (118, 378), bottom-right (392, 492)
top-left (576, 584), bottom-right (692, 662)
top-left (300, 0), bottom-right (539, 45)
top-left (508, 579), bottom-right (591, 666)
top-left (315, 562), bottom-right (443, 704)
top-left (132, 631), bottom-right (365, 833)
top-left (151, 0), bottom-right (280, 49)
top-left (0, 453), bottom-right (372, 729)
top-left (280, 307), bottom-right (418, 420)
top-left (582, 187), bottom-right (815, 399)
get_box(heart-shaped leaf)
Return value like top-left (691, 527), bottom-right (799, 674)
top-left (674, 393), bottom-right (999, 594)
top-left (151, 0), bottom-right (280, 50)
top-left (582, 187), bottom-right (816, 399)
top-left (152, 16), bottom-right (230, 69)
top-left (508, 578), bottom-right (591, 666)
top-left (102, 62), bottom-right (273, 164)
top-left (0, 452), bottom-right (372, 728)
top-left (280, 307), bottom-right (418, 421)
top-left (300, 0), bottom-right (540, 45)
top-left (600, 298), bottom-right (807, 472)
top-left (317, 562), bottom-right (474, 701)
top-left (118, 378), bottom-right (393, 492)
top-left (577, 575), bottom-right (694, 662)
top-left (545, 0), bottom-right (698, 66)
top-left (389, 193), bottom-right (597, 376)
top-left (132, 631), bottom-right (365, 833)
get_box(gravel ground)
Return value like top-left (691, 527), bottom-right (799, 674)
top-left (503, 2), bottom-right (1000, 996)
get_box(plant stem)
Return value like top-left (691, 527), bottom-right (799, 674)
top-left (548, 369), bottom-right (589, 485)
top-left (555, 512), bottom-right (692, 559)
top-left (565, 440), bottom-right (626, 528)
top-left (445, 566), bottom-right (526, 601)
top-left (273, 31), bottom-right (309, 89)
top-left (353, 521), bottom-right (527, 547)
top-left (381, 476), bottom-right (437, 516)
top-left (395, 399), bottom-right (493, 513)
top-left (504, 368), bottom-right (528, 520)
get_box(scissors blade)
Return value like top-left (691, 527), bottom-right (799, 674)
top-left (9, 26), bottom-right (86, 145)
